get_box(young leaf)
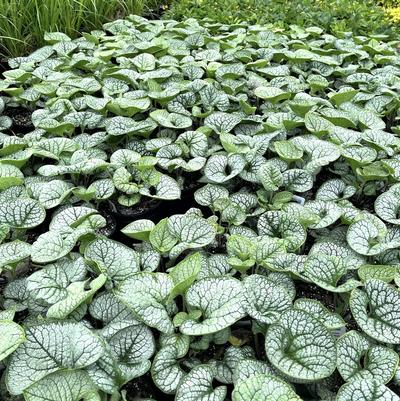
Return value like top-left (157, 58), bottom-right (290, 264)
top-left (140, 174), bottom-right (181, 200)
top-left (36, 180), bottom-right (73, 209)
top-left (375, 187), bottom-right (400, 225)
top-left (26, 255), bottom-right (87, 304)
top-left (232, 360), bottom-right (274, 385)
top-left (316, 179), bottom-right (356, 201)
top-left (167, 213), bottom-right (216, 259)
top-left (304, 200), bottom-right (342, 229)
top-left (132, 53), bottom-right (156, 71)
top-left (194, 184), bottom-right (229, 209)
top-left (150, 218), bottom-right (178, 253)
top-left (258, 211), bottom-right (306, 252)
top-left (31, 228), bottom-right (92, 264)
top-left (227, 235), bottom-right (256, 272)
top-left (150, 110), bottom-right (192, 129)
top-left (254, 86), bottom-right (291, 103)
top-left (293, 298), bottom-right (345, 330)
top-left (0, 164), bottom-right (24, 189)
top-left (213, 346), bottom-right (254, 384)
top-left (347, 218), bottom-right (390, 256)
top-left (274, 140), bottom-right (303, 162)
top-left (282, 169), bottom-right (313, 193)
top-left (0, 240), bottom-right (31, 270)
top-left (257, 162), bottom-right (283, 191)
top-left (303, 254), bottom-right (361, 293)
top-left (204, 112), bottom-right (241, 134)
top-left (204, 154), bottom-right (246, 184)
top-left (100, 320), bottom-right (155, 365)
top-left (46, 274), bottom-right (106, 319)
top-left (121, 219), bottom-right (155, 241)
top-left (358, 264), bottom-right (397, 283)
top-left (168, 252), bottom-right (202, 301)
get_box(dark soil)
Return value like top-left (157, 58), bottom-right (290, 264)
top-left (351, 193), bottom-right (377, 214)
top-left (26, 231), bottom-right (41, 245)
top-left (107, 186), bottom-right (201, 244)
top-left (0, 58), bottom-right (9, 74)
top-left (144, 4), bottom-right (167, 20)
top-left (124, 373), bottom-right (174, 400)
top-left (208, 234), bottom-right (227, 254)
top-left (4, 107), bottom-right (34, 135)
top-left (343, 313), bottom-right (360, 332)
top-left (296, 280), bottom-right (335, 310)
top-left (97, 204), bottom-right (117, 237)
top-left (295, 371), bottom-right (345, 400)
top-left (108, 198), bottom-right (162, 220)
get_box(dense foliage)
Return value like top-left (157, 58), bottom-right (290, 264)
top-left (380, 0), bottom-right (400, 6)
top-left (386, 6), bottom-right (400, 23)
top-left (1, 15), bottom-right (400, 401)
top-left (165, 0), bottom-right (396, 37)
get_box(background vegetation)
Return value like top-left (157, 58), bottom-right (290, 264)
top-left (165, 0), bottom-right (396, 37)
top-left (0, 0), bottom-right (153, 58)
top-left (379, 0), bottom-right (400, 6)
top-left (0, 0), bottom-right (399, 59)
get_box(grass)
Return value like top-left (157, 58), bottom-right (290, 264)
top-left (0, 0), bottom-right (149, 58)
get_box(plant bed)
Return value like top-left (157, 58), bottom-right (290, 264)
top-left (0, 15), bottom-right (400, 401)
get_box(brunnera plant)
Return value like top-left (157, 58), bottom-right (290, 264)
top-left (0, 15), bottom-right (400, 401)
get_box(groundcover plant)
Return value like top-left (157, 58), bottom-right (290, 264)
top-left (1, 15), bottom-right (400, 401)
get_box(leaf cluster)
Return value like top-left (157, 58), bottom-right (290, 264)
top-left (0, 16), bottom-right (400, 401)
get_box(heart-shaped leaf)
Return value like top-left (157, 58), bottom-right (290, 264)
top-left (336, 379), bottom-right (400, 401)
top-left (350, 279), bottom-right (400, 344)
top-left (303, 254), bottom-right (361, 293)
top-left (151, 345), bottom-right (185, 394)
top-left (0, 198), bottom-right (45, 229)
top-left (85, 238), bottom-right (139, 282)
top-left (6, 321), bottom-right (104, 395)
top-left (121, 219), bottom-right (155, 241)
top-left (265, 309), bottom-right (336, 382)
top-left (23, 370), bottom-right (99, 401)
top-left (180, 277), bottom-right (246, 335)
top-left (0, 321), bottom-right (25, 362)
top-left (232, 374), bottom-right (302, 401)
top-left (0, 240), bottom-right (31, 270)
top-left (337, 330), bottom-right (398, 384)
top-left (258, 211), bottom-right (306, 252)
top-left (115, 272), bottom-right (175, 334)
top-left (243, 274), bottom-right (292, 324)
top-left (175, 365), bottom-right (226, 401)
top-left (204, 154), bottom-right (246, 184)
